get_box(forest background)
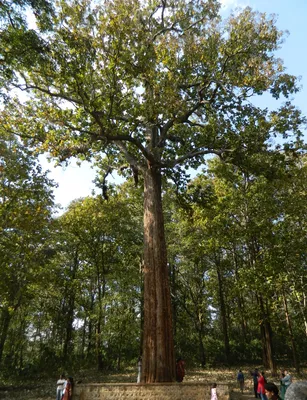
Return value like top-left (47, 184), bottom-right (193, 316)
top-left (1, 0), bottom-right (307, 395)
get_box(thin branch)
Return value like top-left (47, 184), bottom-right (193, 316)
top-left (159, 148), bottom-right (232, 168)
top-left (12, 81), bottom-right (83, 106)
top-left (183, 16), bottom-right (208, 33)
top-left (152, 23), bottom-right (181, 41)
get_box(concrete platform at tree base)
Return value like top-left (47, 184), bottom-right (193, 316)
top-left (73, 382), bottom-right (230, 399)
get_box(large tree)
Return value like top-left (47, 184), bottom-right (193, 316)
top-left (1, 0), bottom-right (304, 382)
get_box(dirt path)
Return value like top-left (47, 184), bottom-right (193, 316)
top-left (230, 388), bottom-right (258, 400)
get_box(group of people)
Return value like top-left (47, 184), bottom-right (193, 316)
top-left (211, 378), bottom-right (288, 400)
top-left (250, 368), bottom-right (292, 400)
top-left (135, 356), bottom-right (297, 400)
top-left (56, 374), bottom-right (73, 400)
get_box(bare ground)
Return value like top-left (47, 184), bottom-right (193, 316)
top-left (0, 366), bottom-right (306, 400)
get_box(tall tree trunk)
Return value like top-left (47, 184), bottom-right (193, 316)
top-left (233, 246), bottom-right (247, 342)
top-left (282, 288), bottom-right (300, 373)
top-left (198, 331), bottom-right (206, 367)
top-left (63, 294), bottom-right (75, 360)
top-left (81, 315), bottom-right (87, 359)
top-left (87, 291), bottom-right (95, 359)
top-left (96, 276), bottom-right (105, 371)
top-left (259, 296), bottom-right (276, 373)
top-left (0, 307), bottom-right (12, 364)
top-left (63, 248), bottom-right (79, 360)
top-left (139, 258), bottom-right (144, 357)
top-left (169, 261), bottom-right (177, 339)
top-left (295, 291), bottom-right (307, 337)
top-left (142, 166), bottom-right (175, 383)
top-left (216, 258), bottom-right (230, 363)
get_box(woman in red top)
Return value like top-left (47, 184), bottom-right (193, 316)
top-left (62, 377), bottom-right (73, 400)
top-left (175, 358), bottom-right (185, 382)
top-left (257, 371), bottom-right (268, 400)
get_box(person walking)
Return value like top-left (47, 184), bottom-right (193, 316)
top-left (211, 383), bottom-right (218, 400)
top-left (237, 369), bottom-right (245, 393)
top-left (257, 371), bottom-right (268, 400)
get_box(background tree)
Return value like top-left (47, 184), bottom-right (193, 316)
top-left (0, 130), bottom-right (55, 368)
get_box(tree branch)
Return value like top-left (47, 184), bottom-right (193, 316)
top-left (12, 81), bottom-right (83, 106)
top-left (159, 148), bottom-right (232, 168)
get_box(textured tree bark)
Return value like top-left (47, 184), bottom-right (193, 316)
top-left (259, 295), bottom-right (276, 374)
top-left (0, 307), bottom-right (12, 364)
top-left (63, 249), bottom-right (78, 361)
top-left (142, 166), bottom-right (175, 383)
top-left (282, 288), bottom-right (300, 373)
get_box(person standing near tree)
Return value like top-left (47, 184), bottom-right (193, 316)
top-left (279, 370), bottom-right (286, 400)
top-left (237, 369), bottom-right (245, 393)
top-left (251, 369), bottom-right (260, 398)
top-left (62, 377), bottom-right (73, 400)
top-left (56, 374), bottom-right (66, 400)
top-left (281, 370), bottom-right (292, 396)
top-left (175, 357), bottom-right (185, 382)
top-left (257, 371), bottom-right (268, 400)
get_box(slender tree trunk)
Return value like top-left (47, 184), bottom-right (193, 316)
top-left (169, 261), bottom-right (177, 338)
top-left (0, 307), bottom-right (12, 364)
top-left (238, 295), bottom-right (247, 343)
top-left (282, 288), bottom-right (300, 373)
top-left (233, 247), bottom-right (247, 342)
top-left (142, 166), bottom-right (175, 383)
top-left (81, 316), bottom-right (87, 359)
top-left (216, 259), bottom-right (230, 363)
top-left (295, 291), bottom-right (307, 337)
top-left (63, 294), bottom-right (75, 360)
top-left (63, 249), bottom-right (79, 360)
top-left (87, 291), bottom-right (95, 359)
top-left (96, 277), bottom-right (105, 371)
top-left (198, 331), bottom-right (206, 367)
top-left (139, 258), bottom-right (144, 357)
top-left (259, 296), bottom-right (276, 373)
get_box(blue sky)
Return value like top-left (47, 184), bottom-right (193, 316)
top-left (44, 0), bottom-right (307, 209)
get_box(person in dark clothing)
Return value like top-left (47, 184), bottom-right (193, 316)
top-left (265, 382), bottom-right (282, 400)
top-left (175, 357), bottom-right (185, 382)
top-left (251, 368), bottom-right (260, 398)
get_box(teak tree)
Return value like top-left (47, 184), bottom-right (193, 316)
top-left (1, 0), bottom-right (304, 382)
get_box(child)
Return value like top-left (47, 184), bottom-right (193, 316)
top-left (211, 383), bottom-right (218, 400)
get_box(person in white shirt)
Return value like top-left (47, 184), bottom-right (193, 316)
top-left (56, 374), bottom-right (66, 400)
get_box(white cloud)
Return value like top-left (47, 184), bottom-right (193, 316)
top-left (220, 0), bottom-right (250, 12)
